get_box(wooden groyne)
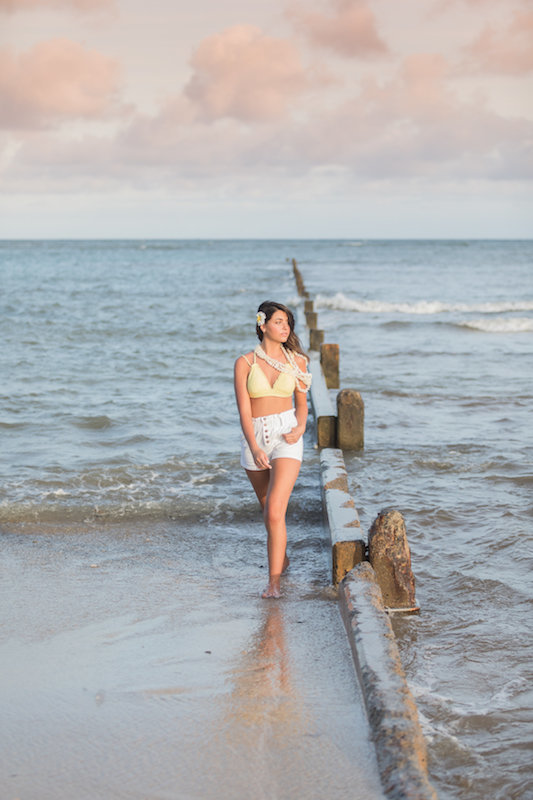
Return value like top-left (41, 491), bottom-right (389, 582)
top-left (292, 257), bottom-right (417, 601)
top-left (292, 258), bottom-right (436, 800)
top-left (339, 565), bottom-right (436, 800)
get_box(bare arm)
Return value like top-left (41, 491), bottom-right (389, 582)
top-left (234, 355), bottom-right (271, 469)
top-left (283, 355), bottom-right (309, 444)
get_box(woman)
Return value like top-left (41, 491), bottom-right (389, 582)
top-left (234, 301), bottom-right (312, 598)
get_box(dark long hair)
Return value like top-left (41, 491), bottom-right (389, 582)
top-left (256, 301), bottom-right (307, 358)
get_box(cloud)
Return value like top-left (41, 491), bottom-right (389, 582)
top-left (432, 0), bottom-right (519, 8)
top-left (388, 53), bottom-right (456, 122)
top-left (0, 0), bottom-right (113, 12)
top-left (6, 46), bottom-right (531, 197)
top-left (463, 10), bottom-right (533, 74)
top-left (184, 25), bottom-right (310, 122)
top-left (0, 38), bottom-right (122, 129)
top-left (288, 0), bottom-right (388, 58)
top-left (343, 54), bottom-right (533, 180)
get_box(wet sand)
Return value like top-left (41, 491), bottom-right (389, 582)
top-left (1, 517), bottom-right (385, 800)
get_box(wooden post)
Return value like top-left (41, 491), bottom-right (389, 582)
top-left (308, 352), bottom-right (336, 448)
top-left (367, 509), bottom-right (419, 613)
top-left (320, 448), bottom-right (365, 585)
top-left (339, 566), bottom-right (435, 797)
top-left (337, 389), bottom-right (364, 450)
top-left (320, 343), bottom-right (339, 389)
top-left (304, 299), bottom-right (314, 314)
top-left (305, 311), bottom-right (318, 329)
top-left (309, 328), bottom-right (324, 351)
top-left (292, 259), bottom-right (306, 297)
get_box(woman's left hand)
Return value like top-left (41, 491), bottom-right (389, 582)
top-left (283, 425), bottom-right (304, 445)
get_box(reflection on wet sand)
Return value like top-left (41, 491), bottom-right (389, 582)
top-left (207, 601), bottom-right (313, 797)
top-left (1, 525), bottom-right (386, 800)
top-left (223, 602), bottom-right (305, 733)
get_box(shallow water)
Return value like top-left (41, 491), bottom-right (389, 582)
top-left (1, 238), bottom-right (532, 798)
top-left (0, 505), bottom-right (385, 799)
top-left (300, 240), bottom-right (533, 800)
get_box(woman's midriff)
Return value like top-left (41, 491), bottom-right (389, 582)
top-left (250, 396), bottom-right (293, 418)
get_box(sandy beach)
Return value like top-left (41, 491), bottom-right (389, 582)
top-left (1, 515), bottom-right (385, 800)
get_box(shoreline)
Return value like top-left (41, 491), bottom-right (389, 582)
top-left (1, 517), bottom-right (386, 800)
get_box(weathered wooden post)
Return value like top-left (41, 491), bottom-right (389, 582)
top-left (304, 299), bottom-right (314, 314)
top-left (336, 389), bottom-right (364, 450)
top-left (308, 352), bottom-right (336, 448)
top-left (320, 449), bottom-right (365, 585)
top-left (368, 509), bottom-right (419, 612)
top-left (309, 328), bottom-right (324, 351)
top-left (292, 259), bottom-right (307, 297)
top-left (320, 343), bottom-right (339, 389)
top-left (305, 310), bottom-right (318, 329)
top-left (339, 564), bottom-right (435, 797)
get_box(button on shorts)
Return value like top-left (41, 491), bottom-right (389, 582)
top-left (240, 408), bottom-right (303, 471)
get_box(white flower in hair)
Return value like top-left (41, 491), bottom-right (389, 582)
top-left (256, 311), bottom-right (266, 326)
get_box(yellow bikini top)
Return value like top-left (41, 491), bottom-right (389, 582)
top-left (242, 352), bottom-right (297, 398)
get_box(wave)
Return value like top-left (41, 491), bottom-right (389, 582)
top-left (315, 292), bottom-right (533, 315)
top-left (457, 317), bottom-right (533, 333)
top-left (0, 458), bottom-right (241, 524)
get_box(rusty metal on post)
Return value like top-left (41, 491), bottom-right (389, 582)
top-left (337, 388), bottom-right (364, 451)
top-left (320, 343), bottom-right (339, 389)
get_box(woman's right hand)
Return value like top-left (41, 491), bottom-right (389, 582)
top-left (252, 448), bottom-right (272, 470)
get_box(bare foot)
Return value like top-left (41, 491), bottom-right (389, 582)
top-left (262, 578), bottom-right (281, 599)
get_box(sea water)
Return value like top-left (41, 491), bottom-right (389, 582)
top-left (1, 239), bottom-right (532, 799)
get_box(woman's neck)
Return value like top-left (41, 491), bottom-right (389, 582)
top-left (259, 339), bottom-right (285, 359)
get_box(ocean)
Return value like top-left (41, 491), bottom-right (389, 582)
top-left (1, 239), bottom-right (532, 799)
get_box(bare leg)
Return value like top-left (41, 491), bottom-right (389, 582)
top-left (261, 458), bottom-right (301, 598)
top-left (245, 468), bottom-right (270, 510)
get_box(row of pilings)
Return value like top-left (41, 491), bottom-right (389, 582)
top-left (291, 257), bottom-right (438, 800)
top-left (292, 257), bottom-right (418, 606)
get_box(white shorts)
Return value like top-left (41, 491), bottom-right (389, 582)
top-left (240, 408), bottom-right (303, 471)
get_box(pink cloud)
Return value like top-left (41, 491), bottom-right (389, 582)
top-left (463, 10), bottom-right (533, 74)
top-left (184, 25), bottom-right (310, 122)
top-left (396, 54), bottom-right (456, 120)
top-left (265, 52), bottom-right (531, 181)
top-left (0, 0), bottom-right (113, 11)
top-left (0, 38), bottom-right (122, 129)
top-left (3, 42), bottom-right (532, 194)
top-left (288, 0), bottom-right (388, 58)
top-left (435, 0), bottom-right (525, 5)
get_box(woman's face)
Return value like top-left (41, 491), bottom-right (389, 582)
top-left (263, 310), bottom-right (290, 342)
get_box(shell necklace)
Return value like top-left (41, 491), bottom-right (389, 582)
top-left (254, 344), bottom-right (312, 391)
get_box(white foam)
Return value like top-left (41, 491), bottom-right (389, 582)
top-left (490, 677), bottom-right (529, 708)
top-left (315, 292), bottom-right (533, 316)
top-left (459, 317), bottom-right (533, 333)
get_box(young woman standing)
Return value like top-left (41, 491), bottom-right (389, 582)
top-left (234, 301), bottom-right (311, 598)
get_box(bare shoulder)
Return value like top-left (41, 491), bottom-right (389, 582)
top-left (294, 352), bottom-right (309, 370)
top-left (235, 351), bottom-right (254, 370)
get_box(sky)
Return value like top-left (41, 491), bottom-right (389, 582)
top-left (1, 0), bottom-right (532, 238)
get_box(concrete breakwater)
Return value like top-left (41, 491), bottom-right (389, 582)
top-left (293, 259), bottom-right (437, 800)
